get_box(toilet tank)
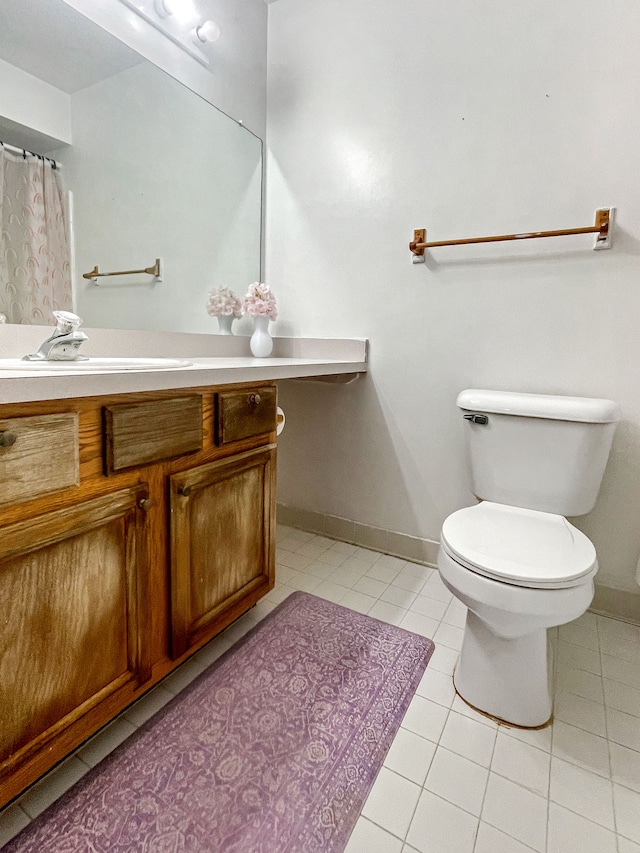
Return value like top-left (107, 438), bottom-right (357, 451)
top-left (457, 390), bottom-right (620, 516)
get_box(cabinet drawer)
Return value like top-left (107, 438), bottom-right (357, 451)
top-left (104, 396), bottom-right (203, 473)
top-left (216, 386), bottom-right (277, 445)
top-left (0, 413), bottom-right (78, 507)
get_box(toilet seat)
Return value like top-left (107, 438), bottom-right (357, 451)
top-left (441, 501), bottom-right (597, 589)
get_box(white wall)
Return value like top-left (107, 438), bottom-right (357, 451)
top-left (266, 0), bottom-right (640, 594)
top-left (0, 59), bottom-right (71, 147)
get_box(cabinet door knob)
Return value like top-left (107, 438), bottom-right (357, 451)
top-left (139, 498), bottom-right (153, 512)
top-left (249, 393), bottom-right (261, 406)
top-left (0, 431), bottom-right (16, 447)
top-left (178, 485), bottom-right (192, 497)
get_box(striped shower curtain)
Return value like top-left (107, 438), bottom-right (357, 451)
top-left (0, 146), bottom-right (72, 324)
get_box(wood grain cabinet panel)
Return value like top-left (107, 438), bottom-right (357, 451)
top-left (0, 486), bottom-right (151, 781)
top-left (216, 386), bottom-right (277, 445)
top-left (169, 444), bottom-right (276, 657)
top-left (104, 396), bottom-right (203, 472)
top-left (0, 413), bottom-right (78, 506)
top-left (0, 381), bottom-right (278, 806)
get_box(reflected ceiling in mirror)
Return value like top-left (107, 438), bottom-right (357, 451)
top-left (0, 0), bottom-right (262, 334)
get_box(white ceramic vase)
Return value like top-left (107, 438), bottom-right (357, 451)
top-left (250, 315), bottom-right (273, 357)
top-left (216, 314), bottom-right (234, 335)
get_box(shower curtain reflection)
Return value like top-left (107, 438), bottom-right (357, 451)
top-left (0, 146), bottom-right (72, 324)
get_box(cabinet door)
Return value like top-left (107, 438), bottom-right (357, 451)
top-left (0, 486), bottom-right (151, 782)
top-left (169, 445), bottom-right (276, 657)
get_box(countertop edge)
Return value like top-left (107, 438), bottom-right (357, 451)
top-left (0, 358), bottom-right (368, 404)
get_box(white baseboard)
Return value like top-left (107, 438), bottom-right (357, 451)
top-left (277, 504), bottom-right (439, 567)
top-left (277, 503), bottom-right (640, 626)
top-left (591, 583), bottom-right (640, 626)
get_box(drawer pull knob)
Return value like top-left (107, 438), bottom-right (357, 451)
top-left (178, 485), bottom-right (192, 497)
top-left (249, 393), bottom-right (261, 406)
top-left (0, 431), bottom-right (17, 447)
top-left (139, 498), bottom-right (153, 512)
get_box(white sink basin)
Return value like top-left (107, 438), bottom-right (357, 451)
top-left (0, 357), bottom-right (192, 372)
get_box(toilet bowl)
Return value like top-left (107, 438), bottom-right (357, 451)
top-left (439, 388), bottom-right (618, 728)
top-left (438, 501), bottom-right (597, 727)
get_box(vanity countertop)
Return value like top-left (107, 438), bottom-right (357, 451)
top-left (0, 328), bottom-right (368, 404)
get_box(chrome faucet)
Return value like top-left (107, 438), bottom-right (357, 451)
top-left (23, 311), bottom-right (89, 361)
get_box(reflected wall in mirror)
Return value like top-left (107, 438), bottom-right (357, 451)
top-left (0, 0), bottom-right (262, 334)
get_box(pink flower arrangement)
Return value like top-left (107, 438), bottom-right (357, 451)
top-left (206, 286), bottom-right (243, 318)
top-left (243, 282), bottom-right (278, 320)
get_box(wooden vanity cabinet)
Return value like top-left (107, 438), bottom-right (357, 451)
top-left (169, 444), bottom-right (276, 657)
top-left (0, 487), bottom-right (152, 786)
top-left (0, 382), bottom-right (277, 808)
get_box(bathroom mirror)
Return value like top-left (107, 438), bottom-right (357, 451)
top-left (0, 0), bottom-right (262, 334)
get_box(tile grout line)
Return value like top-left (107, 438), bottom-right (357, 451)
top-left (598, 619), bottom-right (621, 845)
top-left (400, 696), bottom-right (455, 850)
top-left (474, 718), bottom-right (501, 852)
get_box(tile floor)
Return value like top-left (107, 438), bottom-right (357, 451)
top-left (2, 525), bottom-right (640, 852)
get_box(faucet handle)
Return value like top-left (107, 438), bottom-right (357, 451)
top-left (53, 311), bottom-right (83, 333)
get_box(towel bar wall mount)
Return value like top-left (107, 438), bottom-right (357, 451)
top-left (409, 208), bottom-right (614, 263)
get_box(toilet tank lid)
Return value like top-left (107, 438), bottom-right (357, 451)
top-left (457, 389), bottom-right (620, 424)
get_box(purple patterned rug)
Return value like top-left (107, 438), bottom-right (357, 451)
top-left (6, 591), bottom-right (434, 853)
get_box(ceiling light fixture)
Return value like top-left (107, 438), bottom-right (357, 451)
top-left (194, 20), bottom-right (221, 43)
top-left (118, 0), bottom-right (217, 66)
top-left (154, 0), bottom-right (174, 17)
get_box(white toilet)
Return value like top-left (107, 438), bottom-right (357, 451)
top-left (438, 389), bottom-right (620, 728)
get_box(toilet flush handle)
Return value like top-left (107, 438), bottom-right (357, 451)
top-left (463, 413), bottom-right (489, 425)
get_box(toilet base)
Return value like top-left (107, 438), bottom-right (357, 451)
top-left (455, 611), bottom-right (553, 728)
